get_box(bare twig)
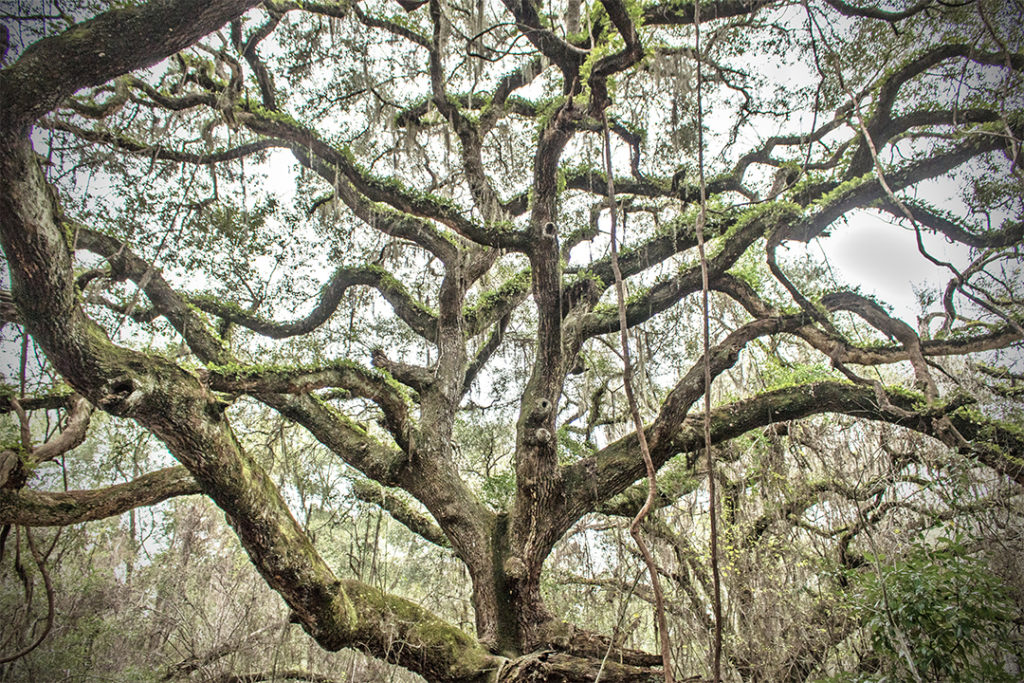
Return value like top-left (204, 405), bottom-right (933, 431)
top-left (0, 528), bottom-right (56, 664)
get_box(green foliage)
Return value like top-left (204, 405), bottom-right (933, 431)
top-left (760, 356), bottom-right (840, 390)
top-left (198, 199), bottom-right (278, 245)
top-left (481, 470), bottom-right (516, 509)
top-left (840, 532), bottom-right (1022, 682)
top-left (556, 424), bottom-right (593, 462)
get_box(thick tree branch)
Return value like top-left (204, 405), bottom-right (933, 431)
top-left (46, 118), bottom-right (287, 164)
top-left (240, 110), bottom-right (525, 251)
top-left (846, 45), bottom-right (1024, 177)
top-left (0, 0), bottom-right (262, 133)
top-left (784, 129), bottom-right (1020, 243)
top-left (713, 273), bottom-right (1023, 368)
top-left (260, 392), bottom-right (496, 565)
top-left (586, 0), bottom-right (644, 111)
top-left (192, 264), bottom-right (438, 342)
top-left (371, 349), bottom-right (434, 394)
top-left (351, 479), bottom-right (450, 548)
top-left (565, 380), bottom-right (1024, 530)
top-left (0, 391), bottom-right (76, 413)
top-left (75, 226), bottom-right (232, 364)
top-left (579, 203), bottom-right (800, 338)
top-left (464, 269), bottom-right (531, 336)
top-left (875, 198), bottom-right (1024, 250)
top-left (643, 0), bottom-right (772, 26)
top-left (126, 75), bottom-right (219, 110)
top-left (1, 395), bottom-right (93, 488)
top-left (0, 466), bottom-right (201, 526)
top-left (29, 395), bottom-right (94, 465)
top-left (208, 361), bottom-right (416, 451)
top-left (351, 4), bottom-right (431, 48)
top-left (237, 10), bottom-right (281, 109)
top-left (499, 0), bottom-right (586, 76)
top-left (821, 0), bottom-right (933, 22)
top-left (822, 290), bottom-right (937, 399)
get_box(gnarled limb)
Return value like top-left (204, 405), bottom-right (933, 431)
top-left (208, 361), bottom-right (415, 451)
top-left (577, 203), bottom-right (800, 340)
top-left (45, 119), bottom-right (285, 164)
top-left (351, 479), bottom-right (450, 549)
top-left (75, 226), bottom-right (232, 364)
top-left (192, 263), bottom-right (439, 341)
top-left (0, 466), bottom-right (200, 526)
top-left (561, 380), bottom-right (1024, 538)
top-left (241, 111), bottom-right (525, 252)
top-left (0, 0), bottom-right (263, 132)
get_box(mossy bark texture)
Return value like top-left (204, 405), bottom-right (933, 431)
top-left (2, 2), bottom-right (1022, 682)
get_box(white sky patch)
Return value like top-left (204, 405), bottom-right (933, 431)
top-left (808, 208), bottom-right (973, 322)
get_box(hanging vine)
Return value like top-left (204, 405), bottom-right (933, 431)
top-left (692, 2), bottom-right (724, 680)
top-left (602, 112), bottom-right (674, 683)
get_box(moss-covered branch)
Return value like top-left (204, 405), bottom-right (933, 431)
top-left (875, 197), bottom-right (1024, 250)
top-left (642, 0), bottom-right (772, 26)
top-left (463, 268), bottom-right (531, 337)
top-left (0, 466), bottom-right (201, 526)
top-left (498, 0), bottom-right (586, 76)
top-left (784, 128), bottom-right (1020, 244)
top-left (75, 226), bottom-right (232, 364)
top-left (191, 264), bottom-right (438, 342)
top-left (208, 360), bottom-right (415, 451)
top-left (561, 380), bottom-right (1024, 538)
top-left (240, 109), bottom-right (526, 251)
top-left (714, 273), bottom-right (1023, 368)
top-left (351, 479), bottom-right (450, 548)
top-left (46, 118), bottom-right (286, 164)
top-left (0, 0), bottom-right (261, 132)
top-left (845, 45), bottom-right (1023, 178)
top-left (579, 202), bottom-right (801, 338)
top-left (0, 390), bottom-right (76, 413)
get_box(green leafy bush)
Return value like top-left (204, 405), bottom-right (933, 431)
top-left (847, 532), bottom-right (1022, 682)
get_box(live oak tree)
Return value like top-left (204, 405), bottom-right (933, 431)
top-left (1, 0), bottom-right (1022, 681)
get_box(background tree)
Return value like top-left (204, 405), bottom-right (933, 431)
top-left (1, 0), bottom-right (1022, 681)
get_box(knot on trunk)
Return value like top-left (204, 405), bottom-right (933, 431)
top-left (504, 555), bottom-right (527, 580)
